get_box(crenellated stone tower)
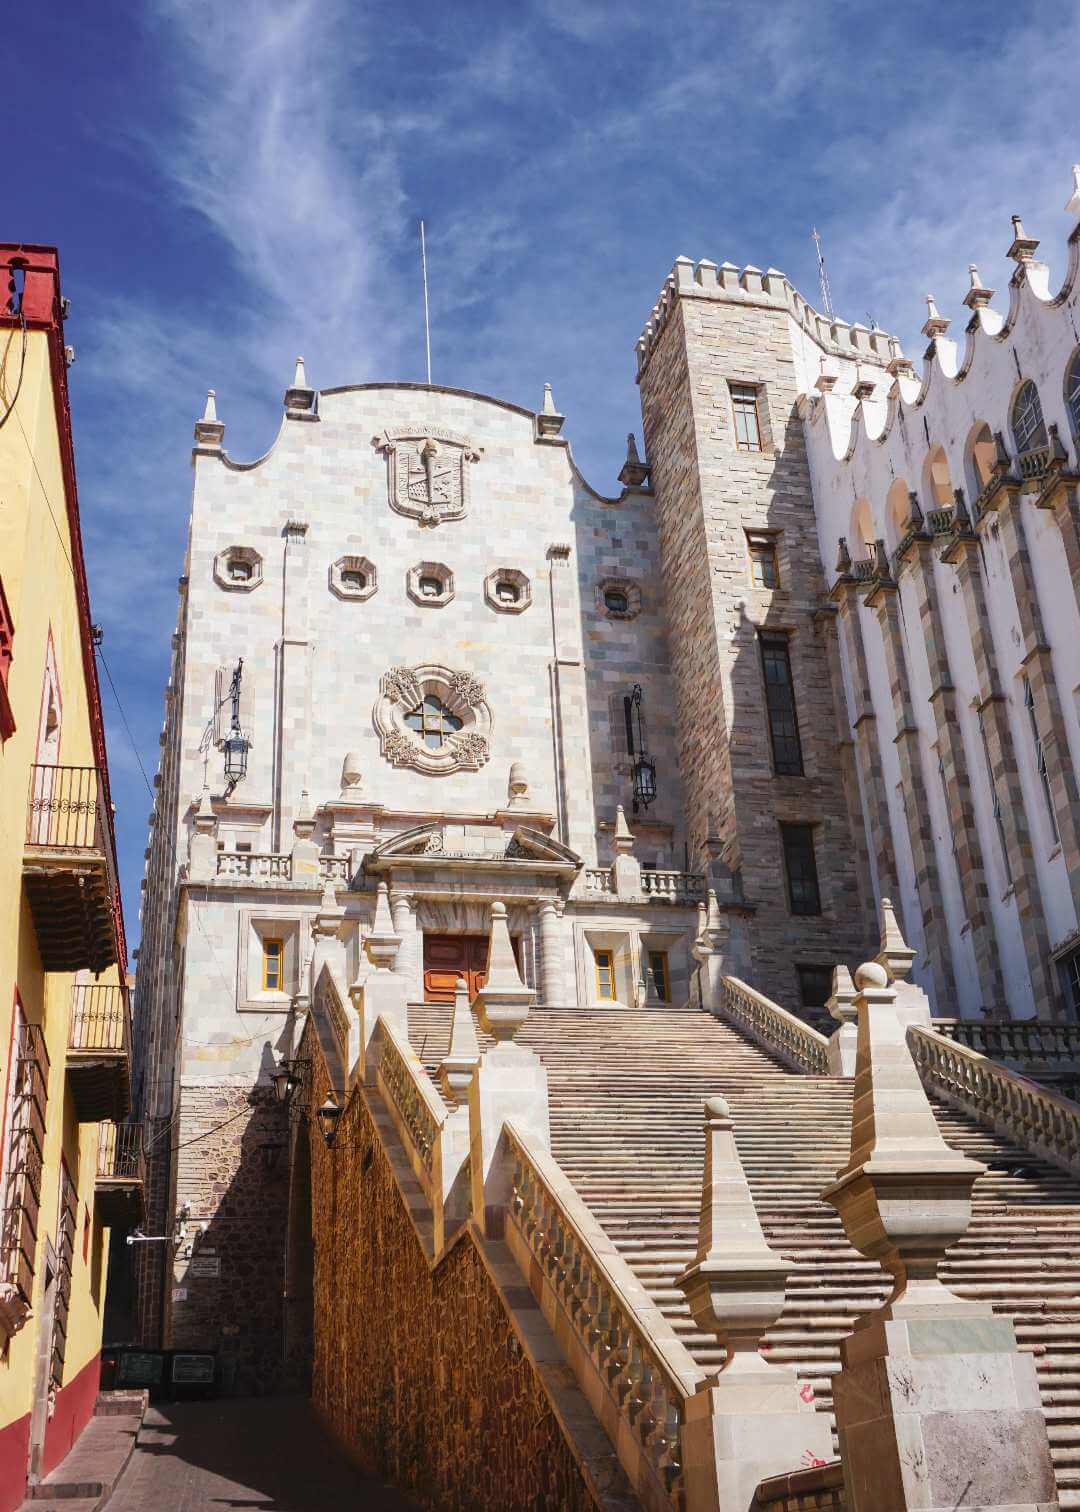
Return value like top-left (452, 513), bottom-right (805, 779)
top-left (637, 258), bottom-right (882, 1013)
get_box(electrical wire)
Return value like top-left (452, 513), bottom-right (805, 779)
top-left (0, 315), bottom-right (28, 432)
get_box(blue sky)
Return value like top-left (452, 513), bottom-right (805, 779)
top-left (9, 0), bottom-right (1079, 949)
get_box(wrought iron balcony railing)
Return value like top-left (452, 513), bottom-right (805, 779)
top-left (69, 984), bottom-right (131, 1055)
top-left (23, 764), bottom-right (120, 974)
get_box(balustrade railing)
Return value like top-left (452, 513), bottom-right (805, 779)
top-left (720, 977), bottom-right (830, 1075)
top-left (320, 855), bottom-right (352, 884)
top-left (1018, 445), bottom-right (1051, 483)
top-left (927, 506), bottom-right (955, 535)
top-left (505, 1123), bottom-right (696, 1506)
top-left (376, 1020), bottom-right (446, 1186)
top-left (642, 869), bottom-right (706, 902)
top-left (932, 1017), bottom-right (1080, 1068)
top-left (851, 558), bottom-right (875, 582)
top-left (215, 851), bottom-right (292, 881)
top-left (97, 1122), bottom-right (144, 1183)
top-left (909, 1025), bottom-right (1080, 1176)
top-left (69, 985), bottom-right (130, 1056)
top-left (583, 867), bottom-right (613, 894)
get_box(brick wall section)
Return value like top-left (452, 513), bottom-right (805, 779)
top-left (170, 1085), bottom-right (290, 1393)
top-left (306, 1057), bottom-right (600, 1512)
top-left (639, 293), bottom-right (875, 1010)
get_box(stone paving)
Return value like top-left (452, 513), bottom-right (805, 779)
top-left (106, 1396), bottom-right (418, 1511)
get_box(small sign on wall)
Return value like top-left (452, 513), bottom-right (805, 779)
top-left (190, 1254), bottom-right (221, 1278)
top-left (172, 1287), bottom-right (188, 1301)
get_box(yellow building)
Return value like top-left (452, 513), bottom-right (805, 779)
top-left (0, 245), bottom-right (137, 1509)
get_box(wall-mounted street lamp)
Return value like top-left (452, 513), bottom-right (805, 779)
top-left (317, 1094), bottom-right (342, 1147)
top-left (223, 659), bottom-right (250, 795)
top-left (625, 684), bottom-right (657, 812)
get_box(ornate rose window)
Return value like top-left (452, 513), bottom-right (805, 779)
top-left (374, 665), bottom-right (492, 774)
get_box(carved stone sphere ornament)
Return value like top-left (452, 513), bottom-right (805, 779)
top-left (373, 426), bottom-right (482, 527)
top-left (374, 664), bottom-right (492, 775)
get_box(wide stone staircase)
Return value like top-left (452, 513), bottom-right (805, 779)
top-left (410, 1000), bottom-right (1080, 1506)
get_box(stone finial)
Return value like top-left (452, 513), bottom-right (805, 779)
top-left (962, 262), bottom-right (994, 310)
top-left (905, 490), bottom-right (925, 533)
top-left (188, 785), bottom-right (218, 879)
top-left (1007, 212), bottom-right (1040, 264)
top-left (827, 963), bottom-right (857, 1026)
top-left (618, 431), bottom-right (650, 488)
top-left (992, 428), bottom-right (1013, 473)
top-left (292, 789), bottom-right (316, 840)
top-left (876, 896), bottom-right (915, 982)
top-left (612, 804), bottom-right (634, 853)
top-left (823, 960), bottom-right (984, 1315)
top-left (365, 880), bottom-right (402, 971)
top-left (952, 485), bottom-right (973, 531)
top-left (611, 804), bottom-right (641, 898)
top-left (311, 879), bottom-right (346, 977)
top-left (474, 901), bottom-right (535, 1043)
top-left (536, 382), bottom-right (565, 439)
top-left (438, 979), bottom-right (481, 1104)
top-left (194, 785), bottom-right (216, 832)
top-left (1049, 421), bottom-right (1069, 466)
top-left (921, 293), bottom-right (949, 339)
top-left (677, 1095), bottom-right (792, 1374)
top-left (284, 355), bottom-right (316, 414)
top-left (506, 761), bottom-right (530, 810)
top-left (835, 535), bottom-right (852, 576)
top-left (1066, 164), bottom-right (1080, 220)
top-left (815, 356), bottom-right (839, 393)
top-left (339, 751), bottom-right (363, 797)
top-left (194, 389), bottom-right (225, 448)
top-left (885, 343), bottom-right (916, 380)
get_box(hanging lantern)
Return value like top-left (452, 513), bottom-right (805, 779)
top-left (626, 684), bottom-right (657, 810)
top-left (318, 1094), bottom-right (342, 1147)
top-left (632, 754), bottom-right (657, 810)
top-left (222, 658), bottom-right (249, 793)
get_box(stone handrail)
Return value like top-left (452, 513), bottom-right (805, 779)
top-left (641, 869), bottom-right (706, 902)
top-left (504, 1122), bottom-right (700, 1508)
top-left (319, 855), bottom-right (352, 883)
top-left (1018, 445), bottom-right (1051, 483)
top-left (583, 867), bottom-right (613, 894)
top-left (926, 506), bottom-right (955, 535)
top-left (720, 977), bottom-right (830, 1075)
top-left (216, 851), bottom-right (292, 881)
top-left (908, 1024), bottom-right (1080, 1177)
top-left (932, 1017), bottom-right (1080, 1068)
top-left (376, 1017), bottom-right (448, 1186)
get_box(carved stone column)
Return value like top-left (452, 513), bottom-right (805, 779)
top-left (823, 962), bottom-right (1056, 1512)
top-left (537, 899), bottom-right (569, 1007)
top-left (389, 888), bottom-right (421, 998)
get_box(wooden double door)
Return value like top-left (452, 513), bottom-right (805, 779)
top-left (423, 932), bottom-right (521, 1003)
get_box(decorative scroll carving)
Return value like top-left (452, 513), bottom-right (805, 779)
top-left (374, 663), bottom-right (493, 775)
top-left (373, 427), bottom-right (482, 527)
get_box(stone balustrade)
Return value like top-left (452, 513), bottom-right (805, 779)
top-left (376, 1017), bottom-right (447, 1190)
top-left (720, 977), bottom-right (830, 1075)
top-left (583, 867), bottom-right (614, 894)
top-left (505, 1122), bottom-right (698, 1511)
top-left (909, 1024), bottom-right (1080, 1178)
top-left (641, 868), bottom-right (706, 902)
top-left (212, 850), bottom-right (353, 885)
top-left (926, 506), bottom-right (955, 534)
top-left (932, 1016), bottom-right (1080, 1068)
top-left (1018, 444), bottom-right (1051, 483)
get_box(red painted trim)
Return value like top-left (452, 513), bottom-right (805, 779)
top-left (0, 1407), bottom-right (30, 1512)
top-left (41, 1348), bottom-right (101, 1479)
top-left (0, 245), bottom-right (126, 967)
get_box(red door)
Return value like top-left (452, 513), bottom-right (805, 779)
top-left (423, 935), bottom-right (489, 1004)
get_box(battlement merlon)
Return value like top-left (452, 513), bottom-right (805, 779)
top-left (634, 255), bottom-right (902, 386)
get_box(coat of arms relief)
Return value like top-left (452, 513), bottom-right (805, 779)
top-left (373, 426), bottom-right (482, 526)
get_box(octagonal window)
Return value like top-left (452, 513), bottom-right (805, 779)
top-left (329, 555), bottom-right (377, 601)
top-left (483, 566), bottom-right (532, 615)
top-left (214, 546), bottom-right (263, 593)
top-left (596, 577), bottom-right (641, 620)
top-left (407, 562), bottom-right (454, 607)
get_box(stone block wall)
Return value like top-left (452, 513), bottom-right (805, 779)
top-left (306, 1058), bottom-right (600, 1511)
top-left (169, 1084), bottom-right (291, 1393)
top-left (639, 289), bottom-right (876, 1010)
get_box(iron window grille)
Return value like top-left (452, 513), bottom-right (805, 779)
top-left (1012, 380), bottom-right (1049, 456)
top-left (405, 694), bottom-right (463, 749)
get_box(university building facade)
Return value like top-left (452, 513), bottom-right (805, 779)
top-left (132, 183), bottom-right (1080, 1395)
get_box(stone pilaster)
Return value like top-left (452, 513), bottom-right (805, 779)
top-left (545, 543), bottom-right (598, 863)
top-left (831, 579), bottom-right (902, 915)
top-left (816, 602), bottom-right (875, 940)
top-left (996, 487), bottom-right (1080, 917)
top-left (537, 899), bottom-right (570, 1007)
top-left (943, 529), bottom-right (1059, 1016)
top-left (901, 533), bottom-right (1005, 1012)
top-left (866, 575), bottom-right (956, 1009)
top-left (389, 888), bottom-right (421, 998)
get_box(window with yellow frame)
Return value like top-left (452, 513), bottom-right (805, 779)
top-left (593, 948), bottom-right (616, 1001)
top-left (645, 949), bottom-right (670, 1003)
top-left (262, 937), bottom-right (284, 992)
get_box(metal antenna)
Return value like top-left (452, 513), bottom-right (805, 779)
top-left (419, 219), bottom-right (432, 385)
top-left (811, 226), bottom-right (835, 320)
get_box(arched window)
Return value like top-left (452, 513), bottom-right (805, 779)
top-left (1066, 349), bottom-right (1080, 442)
top-left (1011, 380), bottom-right (1048, 456)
